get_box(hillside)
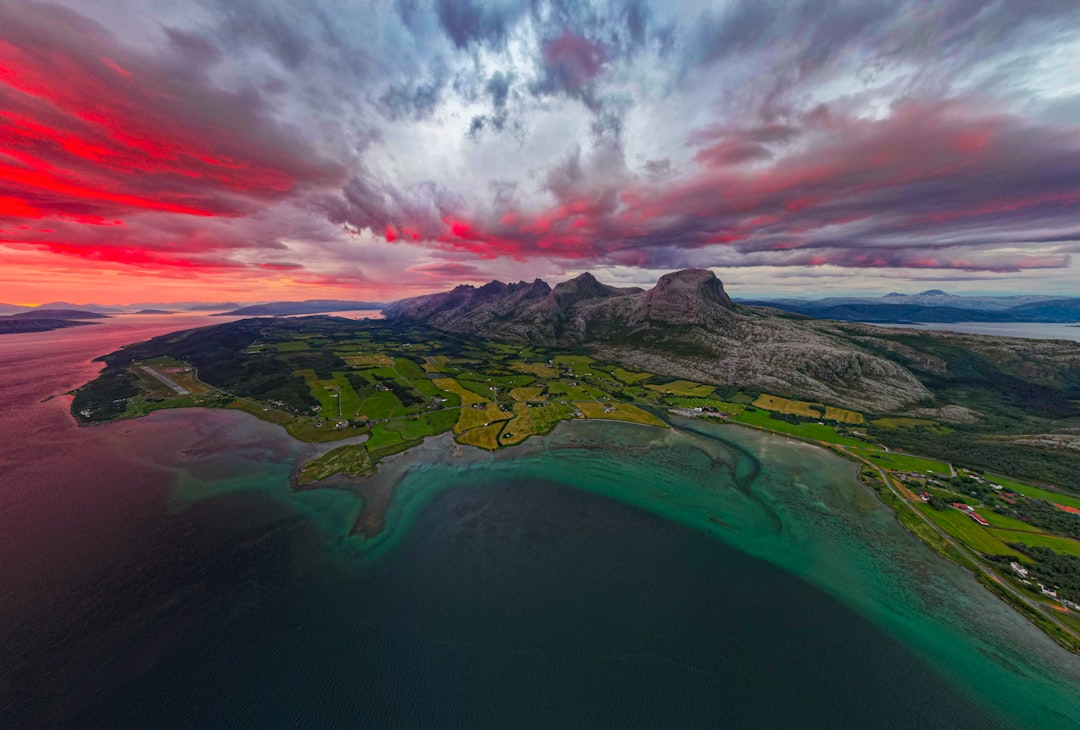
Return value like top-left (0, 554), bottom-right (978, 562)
top-left (384, 269), bottom-right (1080, 415)
top-left (10, 309), bottom-right (109, 320)
top-left (215, 300), bottom-right (385, 316)
top-left (387, 270), bottom-right (918, 410)
top-left (739, 294), bottom-right (1080, 323)
top-left (0, 318), bottom-right (93, 334)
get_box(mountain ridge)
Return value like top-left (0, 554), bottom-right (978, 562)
top-left (385, 269), bottom-right (931, 409)
top-left (383, 269), bottom-right (1080, 413)
top-left (214, 300), bottom-right (386, 317)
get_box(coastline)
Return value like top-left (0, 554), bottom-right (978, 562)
top-left (38, 398), bottom-right (1080, 727)
top-left (710, 415), bottom-right (1080, 655)
top-left (65, 371), bottom-right (1080, 656)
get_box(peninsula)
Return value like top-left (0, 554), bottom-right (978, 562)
top-left (71, 269), bottom-right (1080, 653)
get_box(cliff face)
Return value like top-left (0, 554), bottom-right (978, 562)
top-left (384, 269), bottom-right (935, 410)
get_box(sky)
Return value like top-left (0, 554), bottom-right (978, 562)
top-left (2, 0), bottom-right (1080, 304)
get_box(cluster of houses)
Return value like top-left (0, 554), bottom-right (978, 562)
top-left (901, 472), bottom-right (947, 489)
top-left (1008, 562), bottom-right (1080, 611)
top-left (668, 405), bottom-right (733, 419)
top-left (949, 501), bottom-right (990, 526)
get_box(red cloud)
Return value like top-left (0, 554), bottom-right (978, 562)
top-left (542, 32), bottom-right (607, 91)
top-left (410, 100), bottom-right (1080, 271)
top-left (0, 1), bottom-right (344, 267)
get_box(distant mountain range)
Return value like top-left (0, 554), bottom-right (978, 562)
top-left (0, 309), bottom-right (106, 335)
top-left (213, 300), bottom-right (385, 317)
top-left (4, 288), bottom-right (1076, 322)
top-left (738, 290), bottom-right (1080, 323)
top-left (9, 309), bottom-right (109, 320)
top-left (0, 318), bottom-right (94, 335)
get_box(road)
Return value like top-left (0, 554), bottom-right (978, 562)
top-left (140, 366), bottom-right (190, 396)
top-left (858, 454), bottom-right (1080, 647)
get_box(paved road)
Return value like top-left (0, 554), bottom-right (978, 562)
top-left (861, 457), bottom-right (1080, 647)
top-left (140, 366), bottom-right (190, 396)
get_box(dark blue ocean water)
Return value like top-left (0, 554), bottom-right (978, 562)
top-left (2, 318), bottom-right (1079, 729)
top-left (22, 479), bottom-right (996, 729)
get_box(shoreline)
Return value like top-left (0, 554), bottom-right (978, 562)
top-left (67, 378), bottom-right (1080, 656)
top-left (711, 415), bottom-right (1080, 655)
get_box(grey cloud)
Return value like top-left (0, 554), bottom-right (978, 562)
top-left (435, 0), bottom-right (519, 49)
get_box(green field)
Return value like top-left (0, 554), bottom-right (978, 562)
top-left (872, 417), bottom-right (950, 433)
top-left (86, 316), bottom-right (913, 486)
top-left (576, 401), bottom-right (666, 427)
top-left (432, 378), bottom-right (487, 406)
top-left (663, 397), bottom-right (746, 415)
top-left (392, 357), bottom-right (426, 381)
top-left (455, 403), bottom-right (512, 433)
top-left (509, 386), bottom-right (545, 401)
top-left (512, 362), bottom-right (559, 378)
top-left (546, 380), bottom-right (602, 402)
top-left (823, 406), bottom-right (864, 424)
top-left (500, 402), bottom-right (540, 445)
top-left (297, 444), bottom-right (372, 483)
top-left (552, 355), bottom-right (595, 367)
top-left (457, 421), bottom-right (505, 450)
top-left (852, 448), bottom-right (950, 475)
top-left (611, 367), bottom-right (653, 384)
top-left (984, 474), bottom-right (1080, 511)
top-left (332, 372), bottom-right (362, 417)
top-left (366, 423), bottom-right (404, 451)
top-left (979, 510), bottom-right (1040, 531)
top-left (989, 529), bottom-right (1080, 558)
top-left (382, 412), bottom-right (453, 441)
top-left (271, 340), bottom-right (310, 352)
top-left (357, 390), bottom-right (406, 420)
top-left (295, 369), bottom-right (340, 414)
top-left (734, 408), bottom-right (875, 447)
top-left (647, 380), bottom-right (716, 397)
top-left (919, 505), bottom-right (1022, 557)
top-left (752, 394), bottom-right (822, 417)
top-left (528, 402), bottom-right (576, 435)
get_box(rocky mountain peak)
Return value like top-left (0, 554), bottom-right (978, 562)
top-left (549, 271), bottom-right (632, 309)
top-left (475, 280), bottom-right (508, 298)
top-left (646, 269), bottom-right (734, 309)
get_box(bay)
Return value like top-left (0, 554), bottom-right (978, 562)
top-left (2, 320), bottom-right (1079, 728)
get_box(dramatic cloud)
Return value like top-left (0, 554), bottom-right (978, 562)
top-left (2, 0), bottom-right (1080, 303)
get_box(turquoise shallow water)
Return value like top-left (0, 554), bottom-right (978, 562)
top-left (2, 319), bottom-right (1080, 729)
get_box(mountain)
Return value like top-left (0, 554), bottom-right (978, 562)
top-left (0, 318), bottom-right (93, 335)
top-left (739, 294), bottom-right (1080, 323)
top-left (214, 300), bottom-right (386, 317)
top-left (0, 303), bottom-right (32, 316)
top-left (10, 309), bottom-right (109, 320)
top-left (386, 269), bottom-right (933, 409)
top-left (1005, 299), bottom-right (1080, 322)
top-left (135, 309), bottom-right (174, 314)
top-left (186, 302), bottom-right (241, 311)
top-left (35, 301), bottom-right (121, 313)
top-left (384, 269), bottom-right (1080, 412)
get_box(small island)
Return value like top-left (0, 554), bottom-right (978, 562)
top-left (0, 309), bottom-right (108, 335)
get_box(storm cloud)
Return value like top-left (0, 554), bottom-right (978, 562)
top-left (3, 0), bottom-right (1080, 301)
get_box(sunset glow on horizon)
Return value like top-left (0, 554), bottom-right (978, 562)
top-left (3, 0), bottom-right (1080, 304)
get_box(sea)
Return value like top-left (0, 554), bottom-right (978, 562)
top-left (2, 314), bottom-right (1079, 728)
top-left (859, 321), bottom-right (1080, 342)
